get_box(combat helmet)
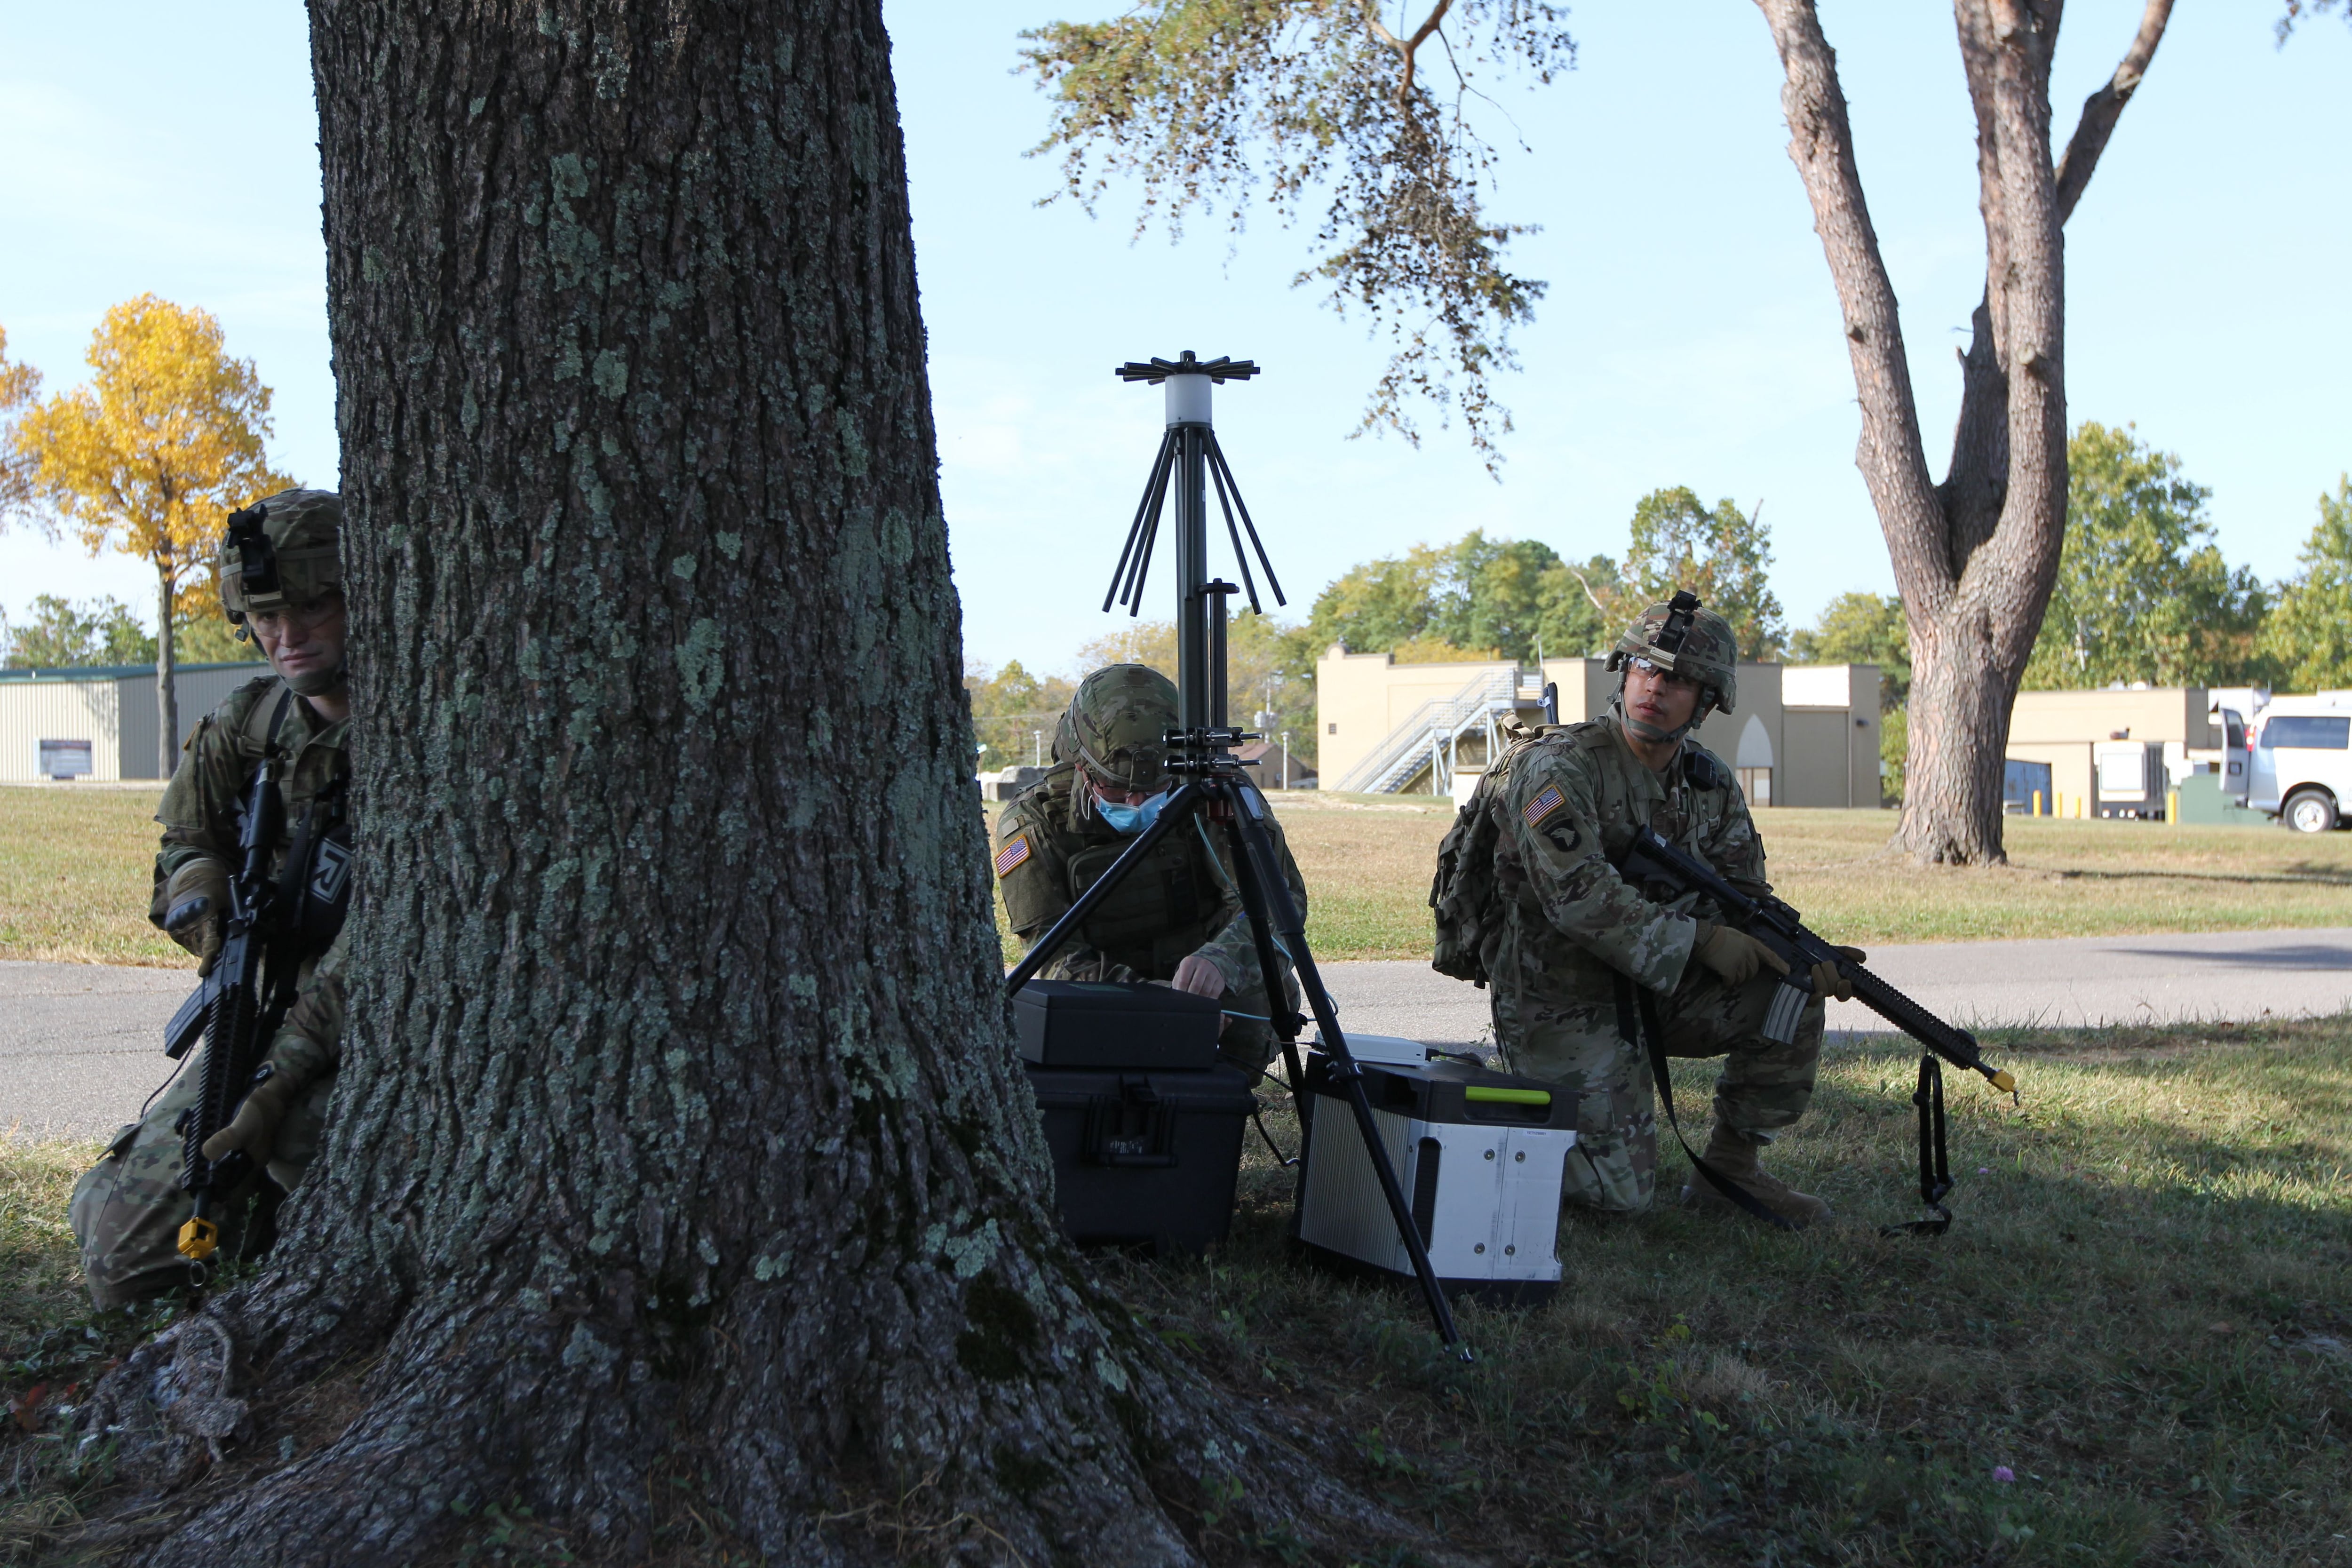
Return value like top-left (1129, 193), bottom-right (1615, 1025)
top-left (1605, 589), bottom-right (1738, 741)
top-left (1066, 664), bottom-right (1178, 795)
top-left (217, 488), bottom-right (346, 695)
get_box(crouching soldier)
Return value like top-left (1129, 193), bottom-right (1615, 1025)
top-left (71, 489), bottom-right (355, 1305)
top-left (993, 664), bottom-right (1307, 1075)
top-left (1475, 595), bottom-right (1862, 1227)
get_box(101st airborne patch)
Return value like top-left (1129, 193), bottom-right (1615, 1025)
top-left (993, 834), bottom-right (1033, 878)
top-left (1521, 783), bottom-right (1566, 829)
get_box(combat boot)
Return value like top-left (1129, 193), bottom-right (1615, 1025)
top-left (1680, 1123), bottom-right (1832, 1230)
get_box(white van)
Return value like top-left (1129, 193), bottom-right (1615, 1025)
top-left (2249, 695), bottom-right (2352, 831)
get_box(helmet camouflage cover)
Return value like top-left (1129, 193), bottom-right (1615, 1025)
top-left (1067, 664), bottom-right (1178, 793)
top-left (217, 488), bottom-right (343, 626)
top-left (1607, 590), bottom-right (1739, 715)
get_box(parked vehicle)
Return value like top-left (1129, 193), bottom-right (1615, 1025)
top-left (2248, 696), bottom-right (2352, 831)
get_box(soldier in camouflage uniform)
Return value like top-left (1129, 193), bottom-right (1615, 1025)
top-left (70, 489), bottom-right (356, 1305)
top-left (994, 664), bottom-right (1307, 1074)
top-left (1481, 596), bottom-right (1862, 1227)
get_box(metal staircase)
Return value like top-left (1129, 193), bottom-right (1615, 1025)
top-left (1334, 667), bottom-right (1532, 794)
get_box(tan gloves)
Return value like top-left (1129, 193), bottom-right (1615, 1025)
top-left (1693, 920), bottom-right (1868, 1001)
top-left (1692, 921), bottom-right (1789, 986)
top-left (199, 1062), bottom-right (307, 1167)
top-left (1809, 947), bottom-right (1868, 1001)
top-left (163, 860), bottom-right (232, 976)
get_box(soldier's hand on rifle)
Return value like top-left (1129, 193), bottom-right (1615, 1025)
top-left (1692, 921), bottom-right (1789, 987)
top-left (163, 860), bottom-right (231, 977)
top-left (199, 1063), bottom-right (305, 1167)
top-left (1809, 946), bottom-right (1867, 1002)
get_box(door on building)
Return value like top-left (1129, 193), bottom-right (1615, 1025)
top-left (1780, 710), bottom-right (1850, 809)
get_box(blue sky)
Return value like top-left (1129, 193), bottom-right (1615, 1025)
top-left (2, 3), bottom-right (2344, 675)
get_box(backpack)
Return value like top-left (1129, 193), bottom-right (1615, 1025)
top-left (1429, 725), bottom-right (1548, 986)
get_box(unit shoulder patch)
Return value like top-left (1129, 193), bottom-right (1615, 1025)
top-left (1521, 783), bottom-right (1567, 830)
top-left (993, 834), bottom-right (1033, 878)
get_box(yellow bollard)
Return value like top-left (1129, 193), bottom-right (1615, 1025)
top-left (2032, 789), bottom-right (2043, 818)
top-left (2169, 788), bottom-right (2179, 824)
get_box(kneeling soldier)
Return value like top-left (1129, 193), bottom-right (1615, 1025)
top-left (1481, 595), bottom-right (1860, 1226)
top-left (993, 664), bottom-right (1306, 1074)
top-left (70, 489), bottom-right (355, 1305)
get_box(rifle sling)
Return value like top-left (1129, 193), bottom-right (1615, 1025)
top-left (1881, 1053), bottom-right (1954, 1238)
top-left (1613, 972), bottom-right (1797, 1232)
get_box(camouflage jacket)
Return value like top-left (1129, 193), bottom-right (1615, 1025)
top-left (1491, 715), bottom-right (1769, 1003)
top-left (993, 762), bottom-right (1307, 995)
top-left (151, 675), bottom-right (351, 985)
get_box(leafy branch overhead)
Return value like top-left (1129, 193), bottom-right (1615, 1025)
top-left (1021, 0), bottom-right (1573, 467)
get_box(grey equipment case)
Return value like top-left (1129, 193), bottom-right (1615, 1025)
top-left (1294, 1045), bottom-right (1573, 1305)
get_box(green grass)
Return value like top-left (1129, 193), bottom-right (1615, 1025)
top-left (994, 795), bottom-right (2352, 962)
top-left (0, 786), bottom-right (186, 968)
top-left (1116, 1014), bottom-right (2352, 1564)
top-left (5, 1021), bottom-right (2345, 1563)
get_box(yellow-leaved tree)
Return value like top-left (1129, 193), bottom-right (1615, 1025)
top-left (14, 297), bottom-right (294, 774)
top-left (0, 326), bottom-right (40, 522)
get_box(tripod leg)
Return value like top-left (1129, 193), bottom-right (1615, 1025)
top-left (1004, 782), bottom-right (1206, 993)
top-left (1218, 780), bottom-right (1468, 1354)
top-left (1209, 806), bottom-right (1306, 1098)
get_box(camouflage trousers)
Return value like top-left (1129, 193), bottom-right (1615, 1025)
top-left (69, 1051), bottom-right (334, 1308)
top-left (1490, 962), bottom-right (1824, 1214)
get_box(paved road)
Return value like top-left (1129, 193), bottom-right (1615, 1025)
top-left (1, 961), bottom-right (196, 1143)
top-left (1314, 927), bottom-right (2352, 1052)
top-left (9, 928), bottom-right (2351, 1140)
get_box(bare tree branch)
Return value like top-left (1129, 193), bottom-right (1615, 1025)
top-left (2053, 0), bottom-right (2173, 223)
top-left (1365, 0), bottom-right (1459, 103)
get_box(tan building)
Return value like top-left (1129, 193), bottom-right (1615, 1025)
top-left (2005, 686), bottom-right (2231, 815)
top-left (0, 662), bottom-right (262, 783)
top-left (1314, 646), bottom-right (1882, 808)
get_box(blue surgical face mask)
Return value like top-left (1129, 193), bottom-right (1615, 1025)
top-left (1096, 789), bottom-right (1170, 835)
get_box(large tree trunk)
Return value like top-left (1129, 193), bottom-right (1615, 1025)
top-left (1754, 0), bottom-right (2171, 863)
top-left (156, 551), bottom-right (179, 777)
top-left (81, 3), bottom-right (1402, 1562)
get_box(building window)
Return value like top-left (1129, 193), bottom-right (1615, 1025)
top-left (1327, 722), bottom-right (1337, 735)
top-left (1737, 766), bottom-right (1772, 807)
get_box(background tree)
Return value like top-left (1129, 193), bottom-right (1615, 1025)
top-left (1301, 529), bottom-right (1618, 665)
top-left (1024, 0), bottom-right (2182, 864)
top-left (88, 4), bottom-right (1403, 1561)
top-left (2259, 478), bottom-right (2352, 692)
top-left (1788, 589), bottom-right (1908, 800)
top-left (0, 326), bottom-right (40, 523)
top-left (1, 594), bottom-right (156, 668)
top-left (1618, 486), bottom-right (1784, 659)
top-left (966, 657), bottom-right (1078, 768)
top-left (1023, 0), bottom-right (1573, 466)
top-left (2023, 422), bottom-right (2271, 690)
top-left (12, 296), bottom-right (292, 774)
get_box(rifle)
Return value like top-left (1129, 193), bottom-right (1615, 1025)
top-left (1616, 828), bottom-right (2014, 1095)
top-left (164, 757), bottom-right (292, 1266)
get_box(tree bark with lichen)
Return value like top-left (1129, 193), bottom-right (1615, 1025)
top-left (77, 2), bottom-right (1415, 1562)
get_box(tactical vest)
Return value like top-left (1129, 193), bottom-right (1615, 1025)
top-left (234, 683), bottom-right (355, 960)
top-left (1062, 825), bottom-right (1223, 978)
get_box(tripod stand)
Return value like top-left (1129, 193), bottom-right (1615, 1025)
top-left (1006, 352), bottom-right (1467, 1355)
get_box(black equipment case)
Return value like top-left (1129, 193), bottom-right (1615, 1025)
top-left (1016, 979), bottom-right (1252, 1256)
top-left (1014, 978), bottom-right (1221, 1069)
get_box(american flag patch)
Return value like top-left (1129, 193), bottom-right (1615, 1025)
top-left (1522, 784), bottom-right (1566, 829)
top-left (993, 834), bottom-right (1033, 878)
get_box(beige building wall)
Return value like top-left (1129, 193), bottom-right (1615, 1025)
top-left (2006, 687), bottom-right (2214, 814)
top-left (0, 678), bottom-right (123, 782)
top-left (1316, 647), bottom-right (1881, 806)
